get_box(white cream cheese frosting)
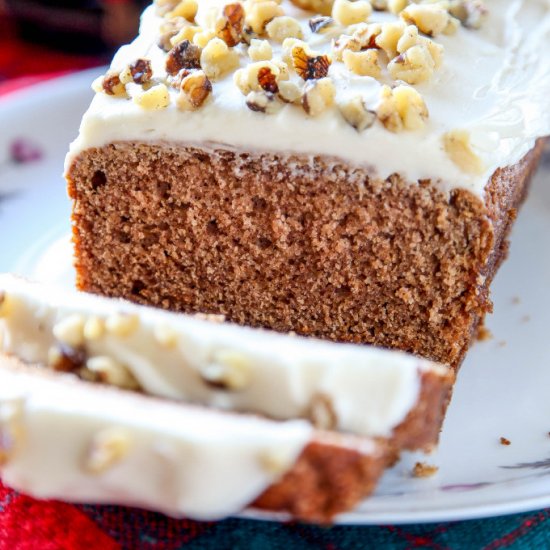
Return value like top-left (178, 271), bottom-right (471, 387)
top-left (66, 0), bottom-right (550, 197)
top-left (0, 274), bottom-right (450, 438)
top-left (0, 359), bottom-right (316, 519)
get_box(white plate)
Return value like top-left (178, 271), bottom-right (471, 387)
top-left (1, 69), bottom-right (549, 525)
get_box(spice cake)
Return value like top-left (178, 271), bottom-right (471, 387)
top-left (0, 276), bottom-right (454, 522)
top-left (65, 0), bottom-right (550, 368)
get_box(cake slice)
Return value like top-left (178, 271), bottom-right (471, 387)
top-left (0, 274), bottom-right (453, 448)
top-left (65, 0), bottom-right (550, 368)
top-left (0, 356), bottom-right (391, 523)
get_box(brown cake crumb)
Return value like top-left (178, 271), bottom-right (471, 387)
top-left (412, 462), bottom-right (438, 478)
top-left (500, 437), bottom-right (511, 446)
top-left (511, 296), bottom-right (520, 305)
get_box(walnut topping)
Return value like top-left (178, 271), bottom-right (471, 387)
top-left (343, 48), bottom-right (381, 78)
top-left (177, 70), bottom-right (213, 110)
top-left (500, 436), bottom-right (511, 446)
top-left (105, 313), bottom-right (139, 338)
top-left (129, 58), bottom-right (153, 84)
top-left (234, 61), bottom-right (281, 94)
top-left (164, 0), bottom-right (198, 22)
top-left (413, 461), bottom-right (438, 478)
top-left (266, 16), bottom-right (303, 42)
top-left (396, 25), bottom-right (443, 69)
top-left (166, 40), bottom-right (202, 75)
top-left (94, 72), bottom-right (128, 98)
top-left (84, 428), bottom-right (132, 474)
top-left (0, 398), bottom-right (24, 467)
top-left (333, 23), bottom-right (381, 61)
top-left (332, 0), bottom-right (372, 26)
top-left (257, 66), bottom-right (279, 92)
top-left (371, 0), bottom-right (387, 10)
top-left (302, 77), bottom-right (336, 116)
top-left (278, 80), bottom-right (302, 103)
top-left (53, 315), bottom-right (86, 348)
top-left (170, 24), bottom-right (201, 48)
top-left (377, 84), bottom-right (428, 132)
top-left (388, 0), bottom-right (407, 14)
top-left (375, 20), bottom-right (406, 58)
top-left (449, 0), bottom-right (488, 29)
top-left (246, 90), bottom-right (281, 114)
top-left (47, 344), bottom-right (86, 373)
top-left (193, 29), bottom-right (217, 48)
top-left (86, 356), bottom-right (141, 390)
top-left (248, 38), bottom-right (273, 61)
top-left (153, 324), bottom-right (179, 348)
top-left (443, 129), bottom-right (484, 174)
top-left (200, 350), bottom-right (253, 389)
top-left (84, 316), bottom-right (106, 341)
top-left (388, 44), bottom-right (436, 84)
top-left (307, 393), bottom-right (337, 430)
top-left (339, 96), bottom-right (376, 131)
top-left (308, 15), bottom-right (335, 34)
top-left (157, 17), bottom-right (187, 51)
top-left (292, 46), bottom-right (331, 81)
top-left (216, 3), bottom-right (246, 47)
top-left (289, 0), bottom-right (334, 16)
top-left (134, 83), bottom-right (171, 110)
top-left (245, 0), bottom-right (284, 34)
top-left (400, 3), bottom-right (451, 36)
top-left (200, 37), bottom-right (240, 79)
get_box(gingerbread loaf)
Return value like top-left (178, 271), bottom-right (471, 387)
top-left (65, 0), bottom-right (550, 370)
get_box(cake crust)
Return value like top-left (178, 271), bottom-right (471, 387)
top-left (67, 140), bottom-right (544, 368)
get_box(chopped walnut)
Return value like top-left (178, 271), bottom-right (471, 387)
top-left (309, 15), bottom-right (335, 34)
top-left (246, 1), bottom-right (284, 34)
top-left (500, 437), bottom-right (511, 446)
top-left (443, 129), bottom-right (484, 174)
top-left (339, 96), bottom-right (376, 131)
top-left (155, 0), bottom-right (180, 16)
top-left (200, 350), bottom-right (253, 390)
top-left (449, 0), bottom-right (488, 29)
top-left (177, 70), bottom-right (213, 110)
top-left (200, 37), bottom-right (240, 79)
top-left (170, 24), bottom-right (201, 48)
top-left (387, 0), bottom-right (408, 14)
top-left (375, 20), bottom-right (406, 58)
top-left (292, 46), bottom-right (331, 80)
top-left (166, 40), bottom-right (202, 75)
top-left (289, 0), bottom-right (334, 16)
top-left (47, 344), bottom-right (86, 373)
top-left (245, 90), bottom-right (281, 113)
top-left (333, 22), bottom-right (381, 61)
top-left (128, 58), bottom-right (153, 84)
top-left (388, 44), bottom-right (435, 84)
top-left (86, 356), bottom-right (141, 390)
top-left (332, 0), bottom-right (372, 26)
top-left (307, 393), bottom-right (338, 430)
top-left (105, 313), bottom-right (139, 338)
top-left (84, 316), bottom-right (106, 341)
top-left (278, 80), bottom-right (302, 103)
top-left (153, 324), bottom-right (179, 348)
top-left (216, 3), bottom-right (246, 47)
top-left (413, 462), bottom-right (438, 478)
top-left (302, 77), bottom-right (336, 116)
top-left (371, 0), bottom-right (387, 10)
top-left (266, 16), bottom-right (303, 42)
top-left (157, 17), bottom-right (187, 51)
top-left (377, 84), bottom-right (428, 132)
top-left (164, 0), bottom-right (198, 22)
top-left (193, 29), bottom-right (217, 48)
top-left (234, 61), bottom-right (281, 95)
top-left (84, 428), bottom-right (132, 474)
top-left (53, 314), bottom-right (86, 348)
top-left (400, 3), bottom-right (451, 36)
top-left (343, 49), bottom-right (381, 78)
top-left (248, 38), bottom-right (273, 61)
top-left (396, 25), bottom-right (444, 69)
top-left (93, 72), bottom-right (128, 98)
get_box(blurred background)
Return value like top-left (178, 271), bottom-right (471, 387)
top-left (0, 0), bottom-right (149, 85)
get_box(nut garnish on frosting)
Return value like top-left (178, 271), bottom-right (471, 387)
top-left (90, 0), bottom-right (488, 163)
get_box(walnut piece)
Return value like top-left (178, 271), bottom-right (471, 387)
top-left (200, 350), bottom-right (253, 390)
top-left (266, 16), bottom-right (303, 42)
top-left (289, 0), bottom-right (334, 16)
top-left (245, 1), bottom-right (284, 34)
top-left (400, 3), bottom-right (451, 36)
top-left (343, 48), bottom-right (381, 78)
top-left (278, 80), bottom-right (302, 104)
top-left (86, 356), bottom-right (141, 390)
top-left (200, 37), bottom-right (240, 79)
top-left (309, 15), bottom-right (335, 34)
top-left (307, 393), bottom-right (338, 430)
top-left (129, 58), bottom-right (153, 84)
top-left (47, 344), bottom-right (86, 373)
top-left (248, 38), bottom-right (273, 61)
top-left (105, 313), bottom-right (140, 338)
top-left (94, 72), bottom-right (128, 98)
top-left (332, 0), bottom-right (372, 26)
top-left (339, 96), bottom-right (376, 131)
top-left (53, 314), bottom-right (86, 348)
top-left (133, 84), bottom-right (171, 110)
top-left (166, 40), bottom-right (202, 75)
top-left (413, 461), bottom-right (439, 478)
top-left (177, 70), bottom-right (213, 110)
top-left (246, 90), bottom-right (281, 114)
top-left (449, 0), bottom-right (488, 29)
top-left (377, 84), bottom-right (428, 132)
top-left (443, 129), bottom-right (484, 174)
top-left (216, 3), bottom-right (246, 47)
top-left (83, 316), bottom-right (106, 341)
top-left (302, 77), bottom-right (336, 116)
top-left (387, 43), bottom-right (435, 84)
top-left (164, 0), bottom-right (198, 22)
top-left (292, 46), bottom-right (331, 80)
top-left (234, 61), bottom-right (282, 95)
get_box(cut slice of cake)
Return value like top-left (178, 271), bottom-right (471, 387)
top-left (65, 0), bottom-right (550, 368)
top-left (0, 357), bottom-right (391, 523)
top-left (0, 274), bottom-right (454, 449)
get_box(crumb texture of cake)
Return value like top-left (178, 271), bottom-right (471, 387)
top-left (67, 140), bottom-right (544, 368)
top-left (0, 357), bottom-right (390, 523)
top-left (0, 275), bottom-right (453, 447)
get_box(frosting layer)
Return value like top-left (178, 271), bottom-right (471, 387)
top-left (0, 274), bottom-right (447, 438)
top-left (0, 360), bottom-right (313, 519)
top-left (67, 0), bottom-right (550, 197)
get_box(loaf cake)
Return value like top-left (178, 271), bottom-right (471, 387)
top-left (65, 0), bottom-right (550, 369)
top-left (0, 276), bottom-right (453, 521)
